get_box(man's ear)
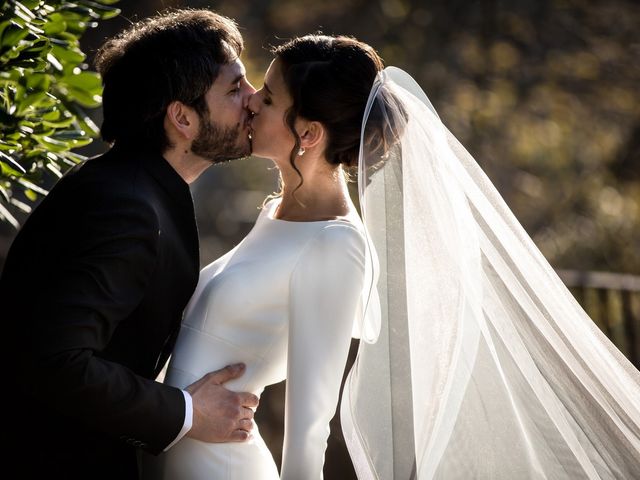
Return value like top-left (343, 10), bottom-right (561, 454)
top-left (298, 120), bottom-right (325, 150)
top-left (166, 101), bottom-right (198, 141)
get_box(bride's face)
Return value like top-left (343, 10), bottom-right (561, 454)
top-left (248, 59), bottom-right (298, 164)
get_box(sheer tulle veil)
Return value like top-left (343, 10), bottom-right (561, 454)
top-left (341, 66), bottom-right (640, 479)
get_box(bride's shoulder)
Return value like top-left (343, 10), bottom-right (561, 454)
top-left (291, 223), bottom-right (367, 278)
top-left (308, 220), bottom-right (366, 256)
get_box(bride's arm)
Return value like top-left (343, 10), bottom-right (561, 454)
top-left (280, 224), bottom-right (366, 480)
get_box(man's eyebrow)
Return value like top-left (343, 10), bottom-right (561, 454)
top-left (264, 81), bottom-right (273, 95)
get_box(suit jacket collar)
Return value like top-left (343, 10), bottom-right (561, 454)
top-left (107, 144), bottom-right (193, 209)
top-left (142, 152), bottom-right (193, 209)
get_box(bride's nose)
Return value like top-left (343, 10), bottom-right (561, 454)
top-left (247, 93), bottom-right (260, 115)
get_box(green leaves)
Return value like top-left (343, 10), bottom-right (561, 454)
top-left (0, 0), bottom-right (120, 227)
top-left (58, 70), bottom-right (102, 107)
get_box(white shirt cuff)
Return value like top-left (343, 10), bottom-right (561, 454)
top-left (163, 390), bottom-right (193, 452)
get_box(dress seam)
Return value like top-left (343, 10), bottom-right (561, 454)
top-left (179, 323), bottom-right (267, 360)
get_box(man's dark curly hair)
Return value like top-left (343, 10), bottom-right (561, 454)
top-left (95, 9), bottom-right (243, 153)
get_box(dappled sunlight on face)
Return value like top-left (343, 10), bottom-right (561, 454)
top-left (247, 59), bottom-right (297, 165)
top-left (194, 58), bottom-right (256, 162)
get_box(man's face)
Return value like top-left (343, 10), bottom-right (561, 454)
top-left (191, 58), bottom-right (256, 164)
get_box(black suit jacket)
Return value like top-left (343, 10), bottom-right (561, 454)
top-left (1, 146), bottom-right (200, 479)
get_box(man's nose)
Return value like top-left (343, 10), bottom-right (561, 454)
top-left (243, 81), bottom-right (257, 110)
top-left (245, 79), bottom-right (257, 96)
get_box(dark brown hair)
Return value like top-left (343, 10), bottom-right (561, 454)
top-left (95, 9), bottom-right (243, 153)
top-left (272, 34), bottom-right (384, 191)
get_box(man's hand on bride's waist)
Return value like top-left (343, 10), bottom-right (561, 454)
top-left (186, 363), bottom-right (259, 443)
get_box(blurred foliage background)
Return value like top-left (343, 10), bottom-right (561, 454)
top-left (0, 0), bottom-right (120, 227)
top-left (1, 0), bottom-right (639, 477)
top-left (2, 0), bottom-right (638, 275)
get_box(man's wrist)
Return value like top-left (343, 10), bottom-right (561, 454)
top-left (163, 390), bottom-right (193, 451)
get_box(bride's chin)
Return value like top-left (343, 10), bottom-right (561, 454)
top-left (248, 143), bottom-right (287, 167)
top-left (248, 139), bottom-right (262, 157)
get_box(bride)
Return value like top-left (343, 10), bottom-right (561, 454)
top-left (147, 34), bottom-right (640, 479)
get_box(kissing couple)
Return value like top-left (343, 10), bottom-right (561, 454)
top-left (2, 8), bottom-right (639, 480)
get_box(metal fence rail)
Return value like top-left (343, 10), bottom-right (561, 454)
top-left (557, 269), bottom-right (640, 369)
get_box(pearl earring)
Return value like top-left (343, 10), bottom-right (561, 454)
top-left (297, 147), bottom-right (305, 156)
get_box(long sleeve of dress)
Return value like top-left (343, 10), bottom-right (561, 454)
top-left (280, 223), bottom-right (366, 480)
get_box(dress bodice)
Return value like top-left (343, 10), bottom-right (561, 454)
top-left (159, 198), bottom-right (367, 480)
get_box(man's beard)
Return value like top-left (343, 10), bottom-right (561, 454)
top-left (191, 116), bottom-right (250, 164)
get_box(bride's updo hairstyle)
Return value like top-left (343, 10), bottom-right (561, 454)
top-left (272, 35), bottom-right (385, 187)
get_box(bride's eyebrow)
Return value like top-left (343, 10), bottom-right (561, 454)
top-left (263, 82), bottom-right (273, 96)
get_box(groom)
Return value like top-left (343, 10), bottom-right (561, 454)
top-left (0, 9), bottom-right (258, 479)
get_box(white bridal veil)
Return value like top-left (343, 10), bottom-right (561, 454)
top-left (341, 67), bottom-right (640, 479)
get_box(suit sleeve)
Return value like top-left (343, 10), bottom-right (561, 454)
top-left (22, 186), bottom-right (185, 454)
top-left (280, 224), bottom-right (366, 480)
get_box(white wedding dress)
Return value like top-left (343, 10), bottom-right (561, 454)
top-left (144, 66), bottom-right (640, 479)
top-left (143, 197), bottom-right (367, 480)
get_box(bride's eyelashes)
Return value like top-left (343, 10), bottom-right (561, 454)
top-left (258, 82), bottom-right (273, 105)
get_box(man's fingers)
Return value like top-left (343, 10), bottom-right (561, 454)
top-left (238, 418), bottom-right (253, 430)
top-left (238, 392), bottom-right (259, 408)
top-left (207, 363), bottom-right (246, 384)
top-left (228, 429), bottom-right (251, 442)
top-left (242, 406), bottom-right (254, 420)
